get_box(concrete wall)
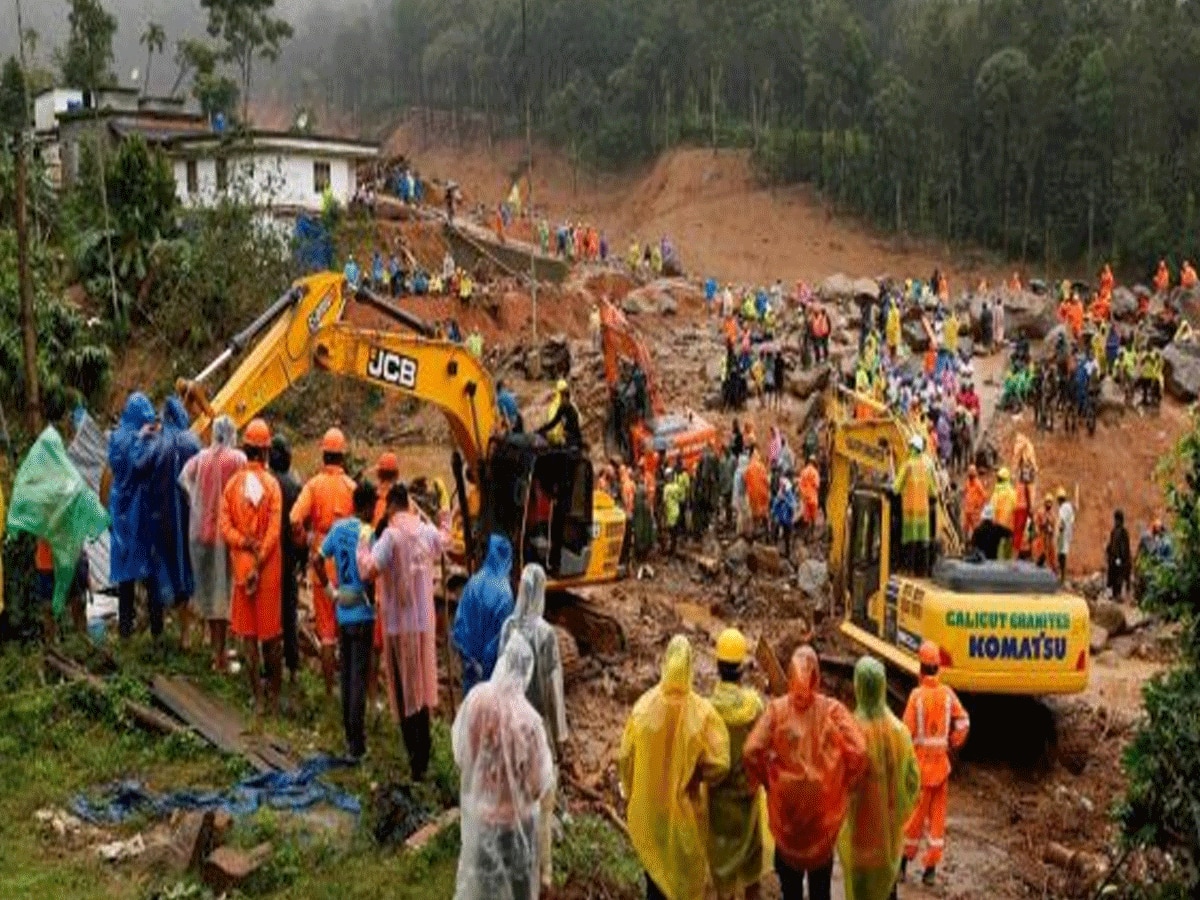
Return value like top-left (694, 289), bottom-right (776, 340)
top-left (172, 152), bottom-right (358, 212)
top-left (34, 89), bottom-right (83, 133)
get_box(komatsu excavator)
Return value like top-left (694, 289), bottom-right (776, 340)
top-left (599, 299), bottom-right (718, 469)
top-left (177, 272), bottom-right (627, 606)
top-left (826, 386), bottom-right (1091, 695)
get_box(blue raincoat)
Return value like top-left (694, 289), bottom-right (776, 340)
top-left (107, 393), bottom-right (156, 584)
top-left (453, 533), bottom-right (515, 694)
top-left (144, 398), bottom-right (201, 602)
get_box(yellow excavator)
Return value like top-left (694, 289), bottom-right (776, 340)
top-left (177, 271), bottom-right (626, 599)
top-left (826, 386), bottom-right (1091, 695)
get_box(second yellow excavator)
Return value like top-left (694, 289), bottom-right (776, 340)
top-left (826, 386), bottom-right (1091, 696)
top-left (177, 271), bottom-right (627, 602)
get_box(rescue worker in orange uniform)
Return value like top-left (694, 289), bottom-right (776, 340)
top-left (291, 427), bottom-right (356, 695)
top-left (373, 452), bottom-right (400, 529)
top-left (902, 640), bottom-right (970, 887)
top-left (1099, 262), bottom-right (1114, 297)
top-left (797, 456), bottom-right (821, 532)
top-left (1182, 260), bottom-right (1198, 290)
top-left (744, 449), bottom-right (771, 534)
top-left (1031, 493), bottom-right (1057, 572)
top-left (961, 465), bottom-right (988, 538)
top-left (1153, 259), bottom-right (1170, 295)
top-left (221, 419), bottom-right (284, 714)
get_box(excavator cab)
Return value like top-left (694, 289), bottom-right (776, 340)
top-left (480, 434), bottom-right (597, 581)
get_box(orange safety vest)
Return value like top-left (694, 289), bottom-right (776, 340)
top-left (904, 680), bottom-right (969, 787)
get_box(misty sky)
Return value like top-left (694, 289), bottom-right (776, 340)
top-left (2, 0), bottom-right (364, 96)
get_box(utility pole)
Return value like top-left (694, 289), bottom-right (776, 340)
top-left (14, 0), bottom-right (41, 433)
top-left (523, 0), bottom-right (540, 376)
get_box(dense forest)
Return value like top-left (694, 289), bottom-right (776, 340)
top-left (281, 0), bottom-right (1200, 274)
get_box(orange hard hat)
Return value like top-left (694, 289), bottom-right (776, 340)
top-left (376, 451), bottom-right (399, 475)
top-left (243, 418), bottom-right (272, 449)
top-left (918, 640), bottom-right (941, 667)
top-left (321, 427), bottom-right (347, 455)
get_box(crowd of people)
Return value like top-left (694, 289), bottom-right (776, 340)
top-left (617, 631), bottom-right (968, 899)
top-left (997, 260), bottom-right (1198, 429)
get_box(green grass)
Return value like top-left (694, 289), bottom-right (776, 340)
top-left (0, 629), bottom-right (637, 899)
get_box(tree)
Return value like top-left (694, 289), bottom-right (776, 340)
top-left (168, 39), bottom-right (239, 120)
top-left (56, 0), bottom-right (117, 90)
top-left (139, 21), bottom-right (166, 97)
top-left (63, 136), bottom-right (177, 333)
top-left (1118, 413), bottom-right (1200, 892)
top-left (200, 0), bottom-right (293, 124)
top-left (0, 57), bottom-right (27, 136)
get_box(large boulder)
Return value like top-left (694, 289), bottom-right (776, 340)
top-left (1041, 324), bottom-right (1071, 356)
top-left (1090, 598), bottom-right (1128, 637)
top-left (795, 559), bottom-right (830, 599)
top-left (1006, 293), bottom-right (1058, 339)
top-left (621, 295), bottom-right (647, 315)
top-left (1163, 342), bottom-right (1200, 401)
top-left (851, 277), bottom-right (880, 300)
top-left (787, 364), bottom-right (832, 401)
top-left (818, 273), bottom-right (856, 301)
top-left (1111, 287), bottom-right (1138, 321)
top-left (1099, 377), bottom-right (1126, 424)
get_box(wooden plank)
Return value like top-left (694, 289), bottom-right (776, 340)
top-left (149, 676), bottom-right (297, 773)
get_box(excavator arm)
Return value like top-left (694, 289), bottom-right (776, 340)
top-left (827, 385), bottom-right (963, 599)
top-left (599, 300), bottom-right (664, 415)
top-left (182, 271), bottom-right (496, 468)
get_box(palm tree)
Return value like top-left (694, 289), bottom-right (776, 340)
top-left (139, 21), bottom-right (166, 96)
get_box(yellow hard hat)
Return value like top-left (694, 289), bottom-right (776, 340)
top-left (998, 466), bottom-right (1011, 481)
top-left (715, 628), bottom-right (749, 665)
top-left (556, 378), bottom-right (569, 392)
top-left (1056, 487), bottom-right (1068, 500)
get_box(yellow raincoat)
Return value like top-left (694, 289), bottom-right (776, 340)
top-left (838, 657), bottom-right (920, 900)
top-left (885, 305), bottom-right (901, 351)
top-left (545, 389), bottom-right (565, 446)
top-left (620, 636), bottom-right (731, 899)
top-left (707, 681), bottom-right (773, 897)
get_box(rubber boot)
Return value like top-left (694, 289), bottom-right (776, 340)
top-left (922, 866), bottom-right (937, 886)
top-left (899, 858), bottom-right (908, 880)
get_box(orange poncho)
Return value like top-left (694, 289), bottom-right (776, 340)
top-left (745, 648), bottom-right (868, 871)
top-left (745, 457), bottom-right (770, 519)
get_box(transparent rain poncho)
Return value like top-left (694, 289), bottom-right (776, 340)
top-left (178, 416), bottom-right (245, 619)
top-left (838, 657), bottom-right (920, 900)
top-left (7, 427), bottom-right (109, 615)
top-left (498, 564), bottom-right (568, 749)
top-left (453, 632), bottom-right (555, 900)
top-left (620, 635), bottom-right (731, 900)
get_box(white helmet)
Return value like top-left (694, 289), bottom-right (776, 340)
top-left (909, 434), bottom-right (924, 452)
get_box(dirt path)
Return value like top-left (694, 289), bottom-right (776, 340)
top-left (385, 124), bottom-right (1009, 289)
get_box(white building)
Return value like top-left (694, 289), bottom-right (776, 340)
top-left (167, 131), bottom-right (378, 216)
top-left (34, 88), bottom-right (85, 134)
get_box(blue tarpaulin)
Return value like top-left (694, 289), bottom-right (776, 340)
top-left (70, 755), bottom-right (362, 824)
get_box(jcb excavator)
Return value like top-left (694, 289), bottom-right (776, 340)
top-left (178, 271), bottom-right (627, 601)
top-left (826, 386), bottom-right (1090, 695)
top-left (599, 299), bottom-right (718, 469)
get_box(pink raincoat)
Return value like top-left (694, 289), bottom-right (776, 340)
top-left (360, 509), bottom-right (451, 718)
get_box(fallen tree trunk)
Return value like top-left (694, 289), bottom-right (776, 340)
top-left (44, 650), bottom-right (188, 736)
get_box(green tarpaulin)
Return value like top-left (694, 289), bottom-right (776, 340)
top-left (6, 427), bottom-right (109, 616)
